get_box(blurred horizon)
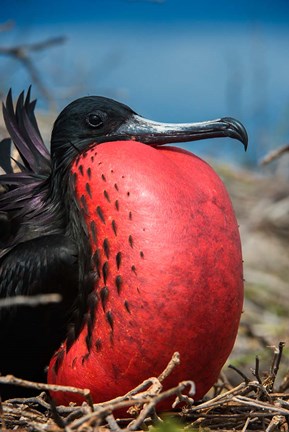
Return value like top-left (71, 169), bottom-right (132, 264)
top-left (1, 0), bottom-right (289, 166)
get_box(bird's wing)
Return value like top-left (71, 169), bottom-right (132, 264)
top-left (0, 234), bottom-right (78, 301)
top-left (0, 234), bottom-right (79, 397)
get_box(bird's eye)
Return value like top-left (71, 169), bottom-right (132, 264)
top-left (86, 113), bottom-right (103, 128)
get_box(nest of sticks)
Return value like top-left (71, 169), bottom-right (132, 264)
top-left (1, 344), bottom-right (289, 432)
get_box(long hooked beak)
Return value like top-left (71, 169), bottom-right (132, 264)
top-left (116, 114), bottom-right (248, 150)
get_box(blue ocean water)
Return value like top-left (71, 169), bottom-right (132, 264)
top-left (1, 0), bottom-right (289, 165)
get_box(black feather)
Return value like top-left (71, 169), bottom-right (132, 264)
top-left (0, 89), bottom-right (54, 249)
top-left (0, 89), bottom-right (85, 398)
top-left (0, 235), bottom-right (78, 399)
top-left (0, 138), bottom-right (13, 174)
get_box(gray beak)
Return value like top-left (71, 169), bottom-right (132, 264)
top-left (116, 114), bottom-right (248, 150)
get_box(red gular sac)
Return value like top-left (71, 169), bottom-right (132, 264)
top-left (48, 138), bottom-right (245, 406)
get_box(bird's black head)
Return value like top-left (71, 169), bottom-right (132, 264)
top-left (51, 95), bottom-right (248, 171)
top-left (51, 96), bottom-right (137, 168)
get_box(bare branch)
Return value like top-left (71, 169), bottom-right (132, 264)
top-left (0, 36), bottom-right (66, 107)
top-left (158, 352), bottom-right (180, 382)
top-left (260, 144), bottom-right (289, 165)
top-left (0, 293), bottom-right (62, 308)
top-left (0, 37), bottom-right (66, 58)
top-left (0, 21), bottom-right (14, 33)
top-left (1, 345), bottom-right (289, 431)
top-left (0, 374), bottom-right (94, 408)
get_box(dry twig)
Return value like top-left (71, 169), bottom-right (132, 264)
top-left (0, 293), bottom-right (62, 308)
top-left (0, 21), bottom-right (14, 33)
top-left (185, 343), bottom-right (289, 431)
top-left (158, 352), bottom-right (180, 383)
top-left (0, 352), bottom-right (186, 431)
top-left (0, 33), bottom-right (66, 106)
top-left (2, 346), bottom-right (289, 431)
top-left (261, 144), bottom-right (289, 165)
top-left (0, 375), bottom-right (94, 408)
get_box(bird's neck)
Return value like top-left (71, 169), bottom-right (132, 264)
top-left (46, 164), bottom-right (89, 242)
top-left (5, 178), bottom-right (65, 248)
top-left (50, 163), bottom-right (95, 344)
top-left (59, 165), bottom-right (92, 265)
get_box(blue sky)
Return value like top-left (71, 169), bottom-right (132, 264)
top-left (2, 0), bottom-right (289, 165)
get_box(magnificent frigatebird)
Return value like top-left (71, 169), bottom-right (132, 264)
top-left (0, 88), bottom-right (247, 404)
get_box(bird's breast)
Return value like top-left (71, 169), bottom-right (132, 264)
top-left (48, 140), bottom-right (243, 405)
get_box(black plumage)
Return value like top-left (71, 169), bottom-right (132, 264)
top-left (0, 90), bottom-right (81, 398)
top-left (0, 236), bottom-right (78, 398)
